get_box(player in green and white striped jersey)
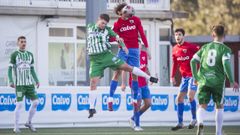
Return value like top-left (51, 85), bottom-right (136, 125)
top-left (8, 36), bottom-right (39, 133)
top-left (191, 25), bottom-right (239, 135)
top-left (87, 23), bottom-right (120, 55)
top-left (87, 14), bottom-right (158, 118)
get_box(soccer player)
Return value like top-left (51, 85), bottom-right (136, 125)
top-left (108, 4), bottom-right (150, 129)
top-left (8, 36), bottom-right (40, 133)
top-left (191, 24), bottom-right (239, 135)
top-left (171, 28), bottom-right (200, 131)
top-left (87, 14), bottom-right (158, 118)
top-left (128, 40), bottom-right (152, 131)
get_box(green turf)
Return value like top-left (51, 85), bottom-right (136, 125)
top-left (0, 126), bottom-right (240, 135)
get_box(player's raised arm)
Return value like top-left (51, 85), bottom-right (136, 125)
top-left (107, 26), bottom-right (128, 54)
top-left (136, 17), bottom-right (148, 48)
top-left (136, 17), bottom-right (151, 59)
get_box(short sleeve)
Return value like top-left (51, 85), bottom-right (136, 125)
top-left (192, 45), bottom-right (205, 61)
top-left (222, 48), bottom-right (232, 61)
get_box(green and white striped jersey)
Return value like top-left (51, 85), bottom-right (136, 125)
top-left (9, 50), bottom-right (37, 86)
top-left (87, 23), bottom-right (118, 55)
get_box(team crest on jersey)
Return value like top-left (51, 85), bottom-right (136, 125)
top-left (182, 49), bottom-right (187, 53)
top-left (142, 56), bottom-right (146, 61)
top-left (129, 20), bottom-right (134, 24)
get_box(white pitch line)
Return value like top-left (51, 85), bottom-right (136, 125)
top-left (4, 132), bottom-right (240, 135)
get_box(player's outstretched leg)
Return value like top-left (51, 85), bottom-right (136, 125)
top-left (25, 99), bottom-right (38, 132)
top-left (119, 64), bottom-right (158, 83)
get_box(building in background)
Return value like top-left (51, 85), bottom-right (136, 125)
top-left (0, 0), bottom-right (188, 87)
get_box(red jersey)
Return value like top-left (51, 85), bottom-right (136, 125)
top-left (171, 42), bottom-right (200, 78)
top-left (113, 16), bottom-right (148, 49)
top-left (129, 51), bottom-right (148, 87)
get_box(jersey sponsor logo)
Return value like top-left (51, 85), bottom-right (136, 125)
top-left (51, 94), bottom-right (71, 111)
top-left (206, 99), bottom-right (215, 112)
top-left (129, 20), bottom-right (134, 24)
top-left (224, 96), bottom-right (238, 112)
top-left (120, 25), bottom-right (136, 32)
top-left (0, 94), bottom-right (16, 111)
top-left (25, 93), bottom-right (45, 111)
top-left (177, 56), bottom-right (190, 61)
top-left (77, 94), bottom-right (90, 111)
top-left (102, 94), bottom-right (121, 111)
top-left (174, 95), bottom-right (190, 111)
top-left (126, 94), bottom-right (133, 111)
top-left (204, 71), bottom-right (216, 78)
top-left (151, 94), bottom-right (169, 111)
top-left (182, 49), bottom-right (187, 53)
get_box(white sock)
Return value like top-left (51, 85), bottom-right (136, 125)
top-left (132, 67), bottom-right (150, 79)
top-left (28, 100), bottom-right (39, 123)
top-left (216, 109), bottom-right (224, 135)
top-left (89, 90), bottom-right (98, 109)
top-left (197, 107), bottom-right (205, 125)
top-left (15, 101), bottom-right (23, 129)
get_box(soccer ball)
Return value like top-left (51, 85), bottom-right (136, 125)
top-left (122, 5), bottom-right (135, 15)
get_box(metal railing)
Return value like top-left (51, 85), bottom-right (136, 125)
top-left (0, 0), bottom-right (170, 10)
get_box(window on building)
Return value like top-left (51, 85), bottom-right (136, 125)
top-left (77, 43), bottom-right (87, 85)
top-left (77, 26), bottom-right (86, 40)
top-left (158, 27), bottom-right (171, 86)
top-left (49, 28), bottom-right (73, 37)
top-left (159, 28), bottom-right (170, 41)
top-left (48, 26), bottom-right (87, 86)
top-left (48, 43), bottom-right (75, 86)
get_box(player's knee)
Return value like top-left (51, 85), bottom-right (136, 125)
top-left (188, 97), bottom-right (194, 102)
top-left (145, 101), bottom-right (151, 108)
top-left (177, 96), bottom-right (184, 103)
top-left (113, 71), bottom-right (121, 80)
top-left (15, 101), bottom-right (23, 110)
top-left (90, 85), bottom-right (97, 90)
top-left (120, 63), bottom-right (132, 72)
top-left (132, 75), bottom-right (138, 80)
top-left (90, 79), bottom-right (97, 85)
top-left (32, 100), bottom-right (39, 108)
top-left (216, 104), bottom-right (224, 109)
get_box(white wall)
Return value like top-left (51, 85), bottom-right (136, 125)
top-left (0, 15), bottom-right (172, 87)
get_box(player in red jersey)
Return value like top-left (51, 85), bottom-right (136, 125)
top-left (108, 3), bottom-right (155, 131)
top-left (171, 28), bottom-right (200, 131)
top-left (128, 40), bottom-right (151, 131)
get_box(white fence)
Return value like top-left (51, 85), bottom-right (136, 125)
top-left (0, 86), bottom-right (239, 128)
top-left (0, 0), bottom-right (170, 10)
